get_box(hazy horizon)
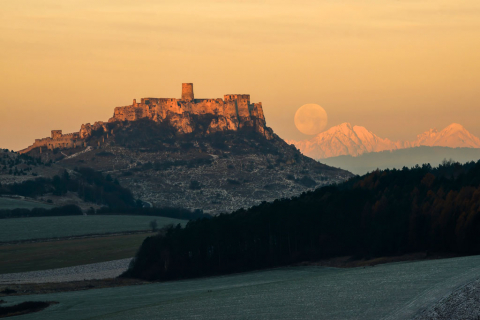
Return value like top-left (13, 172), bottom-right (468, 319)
top-left (2, 0), bottom-right (480, 150)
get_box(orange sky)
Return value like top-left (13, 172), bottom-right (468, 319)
top-left (1, 0), bottom-right (480, 150)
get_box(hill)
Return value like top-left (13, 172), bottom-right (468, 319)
top-left (322, 146), bottom-right (480, 175)
top-left (288, 123), bottom-right (480, 159)
top-left (124, 160), bottom-right (480, 281)
top-left (19, 84), bottom-right (351, 214)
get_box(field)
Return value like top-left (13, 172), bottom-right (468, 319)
top-left (3, 255), bottom-right (480, 320)
top-left (0, 233), bottom-right (150, 274)
top-left (0, 197), bottom-right (54, 210)
top-left (0, 215), bottom-right (186, 242)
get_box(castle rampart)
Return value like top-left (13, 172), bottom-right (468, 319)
top-left (51, 130), bottom-right (63, 139)
top-left (19, 129), bottom-right (84, 154)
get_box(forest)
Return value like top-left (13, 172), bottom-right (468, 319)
top-left (0, 167), bottom-right (135, 208)
top-left (124, 160), bottom-right (480, 281)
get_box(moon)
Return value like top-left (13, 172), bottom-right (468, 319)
top-left (294, 104), bottom-right (328, 135)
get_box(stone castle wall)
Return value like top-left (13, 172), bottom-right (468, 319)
top-left (110, 85), bottom-right (267, 132)
top-left (19, 83), bottom-right (272, 154)
top-left (19, 131), bottom-right (84, 154)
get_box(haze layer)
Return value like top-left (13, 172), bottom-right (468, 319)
top-left (1, 0), bottom-right (480, 150)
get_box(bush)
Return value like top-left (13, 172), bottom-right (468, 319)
top-left (96, 151), bottom-right (114, 157)
top-left (296, 175), bottom-right (316, 188)
top-left (189, 180), bottom-right (202, 190)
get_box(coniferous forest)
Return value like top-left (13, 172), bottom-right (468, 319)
top-left (124, 160), bottom-right (480, 281)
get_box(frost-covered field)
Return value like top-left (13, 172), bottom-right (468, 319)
top-left (0, 197), bottom-right (54, 210)
top-left (0, 259), bottom-right (132, 284)
top-left (413, 278), bottom-right (480, 320)
top-left (4, 255), bottom-right (480, 320)
top-left (0, 215), bottom-right (186, 242)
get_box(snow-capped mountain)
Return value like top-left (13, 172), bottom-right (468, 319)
top-left (412, 123), bottom-right (480, 148)
top-left (286, 123), bottom-right (406, 159)
top-left (288, 123), bottom-right (480, 159)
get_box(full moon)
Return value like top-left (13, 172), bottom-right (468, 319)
top-left (294, 104), bottom-right (328, 135)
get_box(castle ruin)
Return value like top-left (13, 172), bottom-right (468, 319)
top-left (19, 83), bottom-right (271, 154)
top-left (110, 83), bottom-right (266, 131)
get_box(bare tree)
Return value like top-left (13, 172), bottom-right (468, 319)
top-left (149, 219), bottom-right (158, 232)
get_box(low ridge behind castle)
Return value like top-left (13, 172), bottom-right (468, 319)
top-left (19, 83), bottom-right (272, 154)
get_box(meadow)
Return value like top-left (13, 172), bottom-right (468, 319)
top-left (0, 197), bottom-right (54, 210)
top-left (0, 233), bottom-right (150, 274)
top-left (3, 255), bottom-right (480, 320)
top-left (0, 215), bottom-right (186, 242)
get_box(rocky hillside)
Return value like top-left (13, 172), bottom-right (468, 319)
top-left (288, 123), bottom-right (480, 159)
top-left (21, 83), bottom-right (351, 214)
top-left (30, 120), bottom-right (348, 214)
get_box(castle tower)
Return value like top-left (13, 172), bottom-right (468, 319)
top-left (51, 130), bottom-right (62, 139)
top-left (181, 83), bottom-right (194, 101)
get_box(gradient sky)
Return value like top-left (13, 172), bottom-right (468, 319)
top-left (1, 0), bottom-right (480, 150)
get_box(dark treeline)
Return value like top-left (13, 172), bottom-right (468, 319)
top-left (96, 206), bottom-right (210, 221)
top-left (124, 160), bottom-right (480, 281)
top-left (0, 204), bottom-right (83, 219)
top-left (0, 167), bottom-right (135, 208)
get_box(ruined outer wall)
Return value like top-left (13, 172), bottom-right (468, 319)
top-left (155, 98), bottom-right (184, 116)
top-left (189, 99), bottom-right (225, 116)
top-left (51, 130), bottom-right (63, 139)
top-left (19, 133), bottom-right (83, 154)
top-left (224, 94), bottom-right (251, 118)
top-left (110, 90), bottom-right (266, 129)
top-left (250, 103), bottom-right (265, 121)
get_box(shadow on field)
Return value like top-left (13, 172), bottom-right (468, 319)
top-left (0, 301), bottom-right (58, 318)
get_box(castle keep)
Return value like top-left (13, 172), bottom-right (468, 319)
top-left (19, 83), bottom-right (271, 154)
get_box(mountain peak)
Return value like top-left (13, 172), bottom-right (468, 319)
top-left (288, 123), bottom-right (397, 159)
top-left (413, 123), bottom-right (480, 149)
top-left (290, 123), bottom-right (480, 159)
top-left (338, 122), bottom-right (354, 130)
top-left (444, 123), bottom-right (465, 131)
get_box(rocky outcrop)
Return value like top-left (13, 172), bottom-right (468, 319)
top-left (80, 122), bottom-right (108, 139)
top-left (206, 116), bottom-right (239, 134)
top-left (167, 114), bottom-right (194, 134)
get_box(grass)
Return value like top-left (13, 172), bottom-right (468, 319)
top-left (0, 197), bottom-right (54, 210)
top-left (0, 215), bottom-right (186, 243)
top-left (3, 255), bottom-right (480, 320)
top-left (0, 233), bottom-right (151, 274)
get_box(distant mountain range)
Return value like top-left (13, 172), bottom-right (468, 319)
top-left (321, 146), bottom-right (480, 175)
top-left (287, 123), bottom-right (480, 159)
